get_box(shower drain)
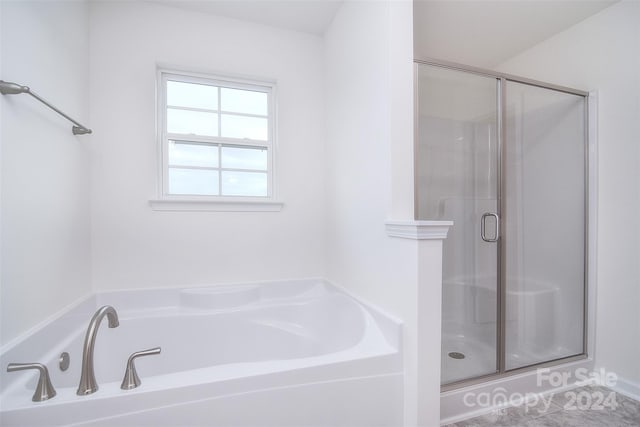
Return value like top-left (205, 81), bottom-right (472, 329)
top-left (448, 351), bottom-right (466, 360)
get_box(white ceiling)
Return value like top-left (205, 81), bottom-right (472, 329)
top-left (149, 0), bottom-right (343, 35)
top-left (414, 0), bottom-right (618, 68)
top-left (148, 0), bottom-right (617, 67)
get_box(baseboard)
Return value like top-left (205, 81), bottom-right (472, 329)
top-left (605, 376), bottom-right (640, 402)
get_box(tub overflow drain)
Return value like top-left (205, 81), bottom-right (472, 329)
top-left (448, 351), bottom-right (466, 360)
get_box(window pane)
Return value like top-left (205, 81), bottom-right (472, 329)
top-left (221, 88), bottom-right (267, 116)
top-left (221, 146), bottom-right (267, 170)
top-left (167, 108), bottom-right (218, 136)
top-left (221, 171), bottom-right (267, 197)
top-left (167, 81), bottom-right (217, 110)
top-left (169, 168), bottom-right (219, 195)
top-left (169, 141), bottom-right (218, 167)
top-left (221, 114), bottom-right (268, 140)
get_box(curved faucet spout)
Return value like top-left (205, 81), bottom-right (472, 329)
top-left (77, 305), bottom-right (119, 395)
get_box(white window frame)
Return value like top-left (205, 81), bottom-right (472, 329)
top-left (150, 68), bottom-right (282, 212)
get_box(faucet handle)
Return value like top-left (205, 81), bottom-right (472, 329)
top-left (7, 362), bottom-right (57, 402)
top-left (120, 347), bottom-right (161, 390)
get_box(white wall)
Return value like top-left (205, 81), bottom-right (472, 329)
top-left (0, 0), bottom-right (92, 346)
top-left (325, 2), bottom-right (442, 425)
top-left (498, 0), bottom-right (640, 395)
top-left (324, 0), bottom-right (416, 353)
top-left (88, 1), bottom-right (326, 290)
top-left (1, 2), bottom-right (438, 423)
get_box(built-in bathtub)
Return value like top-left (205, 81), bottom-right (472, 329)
top-left (0, 279), bottom-right (403, 426)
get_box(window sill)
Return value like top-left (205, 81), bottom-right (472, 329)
top-left (149, 198), bottom-right (284, 212)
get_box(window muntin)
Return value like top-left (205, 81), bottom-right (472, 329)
top-left (159, 70), bottom-right (274, 199)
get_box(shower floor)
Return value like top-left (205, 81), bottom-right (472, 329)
top-left (442, 334), bottom-right (580, 385)
top-left (441, 334), bottom-right (496, 384)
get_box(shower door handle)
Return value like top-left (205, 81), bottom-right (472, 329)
top-left (481, 212), bottom-right (500, 242)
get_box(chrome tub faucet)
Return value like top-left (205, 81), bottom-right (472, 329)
top-left (77, 305), bottom-right (119, 395)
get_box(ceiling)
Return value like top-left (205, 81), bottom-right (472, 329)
top-left (148, 0), bottom-right (617, 67)
top-left (414, 0), bottom-right (618, 68)
top-left (149, 0), bottom-right (343, 35)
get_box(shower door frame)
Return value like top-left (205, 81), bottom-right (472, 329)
top-left (414, 58), bottom-right (591, 391)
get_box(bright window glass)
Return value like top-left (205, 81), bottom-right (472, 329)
top-left (221, 87), bottom-right (268, 115)
top-left (168, 168), bottom-right (219, 195)
top-left (167, 109), bottom-right (218, 136)
top-left (168, 141), bottom-right (218, 168)
top-left (221, 115), bottom-right (268, 140)
top-left (221, 171), bottom-right (268, 197)
top-left (221, 146), bottom-right (267, 170)
top-left (167, 81), bottom-right (217, 110)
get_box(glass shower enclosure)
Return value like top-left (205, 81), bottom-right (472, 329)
top-left (415, 62), bottom-right (588, 387)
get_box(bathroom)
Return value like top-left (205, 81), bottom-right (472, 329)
top-left (1, 0), bottom-right (639, 426)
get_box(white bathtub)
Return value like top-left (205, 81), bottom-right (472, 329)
top-left (0, 279), bottom-right (403, 426)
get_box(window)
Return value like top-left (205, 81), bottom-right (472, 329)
top-left (154, 69), bottom-right (279, 210)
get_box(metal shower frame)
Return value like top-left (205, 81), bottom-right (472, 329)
top-left (413, 58), bottom-right (590, 392)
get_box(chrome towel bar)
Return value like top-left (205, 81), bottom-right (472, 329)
top-left (0, 80), bottom-right (92, 135)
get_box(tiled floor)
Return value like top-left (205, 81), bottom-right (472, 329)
top-left (445, 385), bottom-right (640, 427)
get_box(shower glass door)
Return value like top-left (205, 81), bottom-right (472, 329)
top-left (503, 81), bottom-right (586, 370)
top-left (416, 62), bottom-right (588, 387)
top-left (416, 64), bottom-right (499, 384)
